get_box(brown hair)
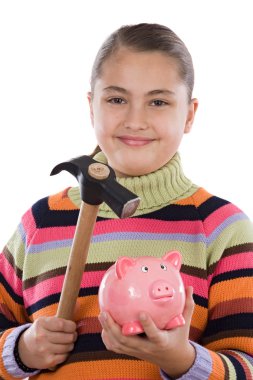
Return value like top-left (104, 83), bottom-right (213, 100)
top-left (90, 23), bottom-right (194, 157)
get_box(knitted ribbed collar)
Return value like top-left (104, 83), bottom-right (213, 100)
top-left (68, 152), bottom-right (196, 217)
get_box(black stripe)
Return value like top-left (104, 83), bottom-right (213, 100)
top-left (134, 204), bottom-right (200, 221)
top-left (204, 313), bottom-right (253, 337)
top-left (0, 315), bottom-right (19, 329)
top-left (72, 333), bottom-right (144, 361)
top-left (32, 197), bottom-right (205, 228)
top-left (27, 287), bottom-right (98, 315)
top-left (197, 196), bottom-right (229, 221)
top-left (74, 333), bottom-right (105, 353)
top-left (211, 268), bottom-right (253, 285)
top-left (225, 353), bottom-right (247, 380)
top-left (31, 194), bottom-right (231, 228)
top-left (193, 293), bottom-right (208, 308)
top-left (32, 197), bottom-right (79, 228)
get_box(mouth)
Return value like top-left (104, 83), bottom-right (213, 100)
top-left (117, 135), bottom-right (155, 147)
top-left (154, 296), bottom-right (173, 303)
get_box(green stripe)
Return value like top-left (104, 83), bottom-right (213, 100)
top-left (24, 239), bottom-right (207, 279)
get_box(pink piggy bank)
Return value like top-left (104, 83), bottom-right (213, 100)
top-left (98, 250), bottom-right (185, 335)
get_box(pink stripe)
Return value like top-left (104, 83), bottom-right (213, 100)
top-left (28, 219), bottom-right (204, 245)
top-left (21, 208), bottom-right (37, 246)
top-left (31, 225), bottom-right (76, 244)
top-left (211, 252), bottom-right (253, 275)
top-left (24, 270), bottom-right (106, 307)
top-left (203, 203), bottom-right (242, 236)
top-left (181, 273), bottom-right (207, 299)
top-left (0, 255), bottom-right (23, 296)
top-left (94, 219), bottom-right (203, 235)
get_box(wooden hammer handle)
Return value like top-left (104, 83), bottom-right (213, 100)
top-left (56, 201), bottom-right (99, 320)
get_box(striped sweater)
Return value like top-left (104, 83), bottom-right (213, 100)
top-left (0, 153), bottom-right (253, 379)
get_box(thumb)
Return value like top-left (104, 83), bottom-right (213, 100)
top-left (183, 286), bottom-right (195, 323)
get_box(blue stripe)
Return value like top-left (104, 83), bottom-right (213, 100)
top-left (27, 233), bottom-right (206, 253)
top-left (28, 238), bottom-right (73, 253)
top-left (206, 212), bottom-right (247, 246)
top-left (18, 223), bottom-right (26, 244)
top-left (26, 212), bottom-right (247, 253)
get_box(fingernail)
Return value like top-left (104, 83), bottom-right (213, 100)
top-left (139, 312), bottom-right (147, 321)
top-left (99, 311), bottom-right (107, 324)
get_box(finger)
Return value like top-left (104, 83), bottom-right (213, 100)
top-left (49, 353), bottom-right (69, 367)
top-left (48, 331), bottom-right (78, 344)
top-left (183, 286), bottom-right (195, 322)
top-left (98, 312), bottom-right (121, 334)
top-left (138, 312), bottom-right (161, 342)
top-left (44, 317), bottom-right (77, 333)
top-left (51, 342), bottom-right (75, 355)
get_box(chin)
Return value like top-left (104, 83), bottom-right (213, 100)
top-left (116, 165), bottom-right (156, 178)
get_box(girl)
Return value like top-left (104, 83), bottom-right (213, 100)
top-left (0, 23), bottom-right (252, 379)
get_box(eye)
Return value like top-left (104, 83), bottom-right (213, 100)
top-left (150, 99), bottom-right (168, 107)
top-left (141, 266), bottom-right (149, 273)
top-left (108, 97), bottom-right (126, 104)
top-left (160, 264), bottom-right (167, 271)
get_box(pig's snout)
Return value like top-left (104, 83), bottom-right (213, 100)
top-left (150, 280), bottom-right (174, 300)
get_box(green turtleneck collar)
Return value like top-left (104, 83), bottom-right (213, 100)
top-left (68, 152), bottom-right (197, 218)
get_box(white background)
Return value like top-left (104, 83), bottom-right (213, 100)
top-left (0, 0), bottom-right (252, 248)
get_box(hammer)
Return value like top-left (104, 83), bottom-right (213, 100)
top-left (50, 155), bottom-right (140, 321)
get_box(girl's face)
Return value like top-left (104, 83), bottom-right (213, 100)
top-left (88, 48), bottom-right (198, 177)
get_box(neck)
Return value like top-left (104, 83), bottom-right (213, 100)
top-left (68, 152), bottom-right (197, 218)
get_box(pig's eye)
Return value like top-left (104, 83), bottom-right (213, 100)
top-left (160, 264), bottom-right (167, 271)
top-left (141, 266), bottom-right (149, 273)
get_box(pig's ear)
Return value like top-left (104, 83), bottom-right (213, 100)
top-left (115, 256), bottom-right (136, 279)
top-left (162, 251), bottom-right (182, 271)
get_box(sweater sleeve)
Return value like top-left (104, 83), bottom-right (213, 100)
top-left (161, 200), bottom-right (253, 379)
top-left (0, 210), bottom-right (40, 379)
top-left (193, 199), bottom-right (253, 379)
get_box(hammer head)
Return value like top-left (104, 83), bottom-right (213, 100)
top-left (50, 155), bottom-right (140, 218)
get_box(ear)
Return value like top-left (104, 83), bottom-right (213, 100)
top-left (162, 250), bottom-right (182, 271)
top-left (184, 98), bottom-right (199, 134)
top-left (87, 91), bottom-right (94, 126)
top-left (115, 256), bottom-right (136, 279)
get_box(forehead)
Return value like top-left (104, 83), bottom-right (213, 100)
top-left (95, 48), bottom-right (184, 93)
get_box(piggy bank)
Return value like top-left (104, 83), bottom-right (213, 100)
top-left (98, 250), bottom-right (185, 335)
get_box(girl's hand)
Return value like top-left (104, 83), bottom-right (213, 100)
top-left (18, 316), bottom-right (77, 369)
top-left (99, 286), bottom-right (195, 378)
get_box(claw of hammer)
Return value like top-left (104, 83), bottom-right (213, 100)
top-left (51, 155), bottom-right (140, 218)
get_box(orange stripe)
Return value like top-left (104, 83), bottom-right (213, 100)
top-left (48, 188), bottom-right (78, 210)
top-left (175, 188), bottom-right (212, 206)
top-left (0, 284), bottom-right (28, 323)
top-left (191, 304), bottom-right (208, 331)
top-left (30, 296), bottom-right (100, 321)
top-left (210, 278), bottom-right (253, 306)
top-left (205, 337), bottom-right (253, 355)
top-left (32, 360), bottom-right (160, 379)
top-left (208, 350), bottom-right (225, 380)
top-left (30, 303), bottom-right (58, 320)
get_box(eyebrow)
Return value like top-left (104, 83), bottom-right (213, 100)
top-left (103, 86), bottom-right (176, 97)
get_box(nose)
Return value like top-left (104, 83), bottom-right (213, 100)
top-left (123, 105), bottom-right (148, 130)
top-left (150, 280), bottom-right (174, 299)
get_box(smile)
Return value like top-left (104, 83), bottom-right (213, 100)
top-left (117, 136), bottom-right (154, 147)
